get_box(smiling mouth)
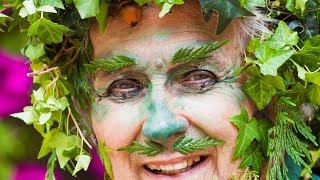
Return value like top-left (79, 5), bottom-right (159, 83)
top-left (144, 156), bottom-right (207, 175)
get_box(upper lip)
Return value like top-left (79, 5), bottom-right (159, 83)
top-left (142, 151), bottom-right (210, 165)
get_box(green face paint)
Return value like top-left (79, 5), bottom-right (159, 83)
top-left (140, 79), bottom-right (188, 141)
top-left (92, 103), bottom-right (109, 122)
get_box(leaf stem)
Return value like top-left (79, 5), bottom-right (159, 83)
top-left (68, 106), bottom-right (92, 149)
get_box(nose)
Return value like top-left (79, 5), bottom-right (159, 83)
top-left (142, 96), bottom-right (188, 142)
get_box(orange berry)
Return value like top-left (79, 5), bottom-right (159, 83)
top-left (120, 3), bottom-right (142, 27)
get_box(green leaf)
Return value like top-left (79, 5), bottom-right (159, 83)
top-left (255, 43), bottom-right (294, 76)
top-left (39, 0), bottom-right (65, 9)
top-left (33, 87), bottom-right (45, 101)
top-left (11, 106), bottom-right (36, 125)
top-left (117, 140), bottom-right (165, 156)
top-left (292, 60), bottom-right (308, 80)
top-left (269, 21), bottom-right (299, 49)
top-left (96, 0), bottom-right (109, 33)
top-left (38, 130), bottom-right (66, 159)
top-left (28, 18), bottom-right (69, 44)
top-left (277, 83), bottom-right (307, 106)
top-left (98, 142), bottom-right (113, 179)
top-left (246, 38), bottom-right (261, 53)
top-left (172, 136), bottom-right (225, 155)
top-left (171, 41), bottom-right (228, 64)
top-left (308, 84), bottom-right (320, 106)
top-left (73, 154), bottom-right (91, 176)
top-left (258, 119), bottom-right (273, 157)
top-left (240, 0), bottom-right (265, 11)
top-left (135, 0), bottom-right (150, 6)
top-left (159, 3), bottom-right (174, 18)
top-left (230, 108), bottom-right (261, 160)
top-left (39, 112), bottom-right (52, 124)
top-left (73, 0), bottom-right (99, 19)
top-left (200, 0), bottom-right (253, 34)
top-left (263, 75), bottom-right (286, 91)
top-left (25, 43), bottom-right (46, 62)
top-left (246, 65), bottom-right (261, 77)
top-left (306, 72), bottom-right (320, 86)
top-left (244, 77), bottom-right (276, 110)
top-left (239, 145), bottom-right (264, 173)
top-left (86, 55), bottom-right (137, 73)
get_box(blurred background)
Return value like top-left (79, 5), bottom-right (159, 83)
top-left (0, 43), bottom-right (104, 180)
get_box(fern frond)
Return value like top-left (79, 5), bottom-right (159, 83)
top-left (267, 97), bottom-right (317, 180)
top-left (86, 55), bottom-right (136, 73)
top-left (116, 141), bottom-right (164, 156)
top-left (171, 40), bottom-right (228, 64)
top-left (173, 136), bottom-right (225, 155)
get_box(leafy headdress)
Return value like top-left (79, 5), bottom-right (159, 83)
top-left (1, 0), bottom-right (320, 179)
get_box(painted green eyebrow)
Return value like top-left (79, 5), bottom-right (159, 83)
top-left (171, 40), bottom-right (228, 64)
top-left (86, 41), bottom-right (227, 74)
top-left (86, 55), bottom-right (137, 73)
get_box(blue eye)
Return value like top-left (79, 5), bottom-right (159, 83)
top-left (108, 78), bottom-right (145, 100)
top-left (177, 70), bottom-right (217, 93)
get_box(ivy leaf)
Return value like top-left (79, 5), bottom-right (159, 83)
top-left (200, 0), bottom-right (253, 34)
top-left (33, 87), bottom-right (45, 101)
top-left (308, 84), bottom-right (320, 106)
top-left (135, 0), bottom-right (150, 6)
top-left (292, 60), bottom-right (308, 80)
top-left (73, 0), bottom-right (100, 19)
top-left (28, 18), bottom-right (69, 44)
top-left (262, 75), bottom-right (286, 91)
top-left (96, 0), bottom-right (109, 33)
top-left (244, 77), bottom-right (276, 110)
top-left (239, 145), bottom-right (264, 173)
top-left (258, 119), bottom-right (273, 157)
top-left (0, 13), bottom-right (13, 31)
top-left (39, 0), bottom-right (65, 9)
top-left (11, 106), bottom-right (36, 125)
top-left (230, 108), bottom-right (261, 160)
top-left (39, 112), bottom-right (52, 124)
top-left (277, 83), bottom-right (307, 106)
top-left (154, 0), bottom-right (184, 18)
top-left (306, 72), bottom-right (320, 86)
top-left (159, 3), bottom-right (174, 18)
top-left (73, 154), bottom-right (91, 176)
top-left (97, 142), bottom-right (113, 179)
top-left (246, 38), bottom-right (261, 53)
top-left (240, 0), bottom-right (265, 11)
top-left (255, 43), bottom-right (294, 76)
top-left (25, 43), bottom-right (46, 62)
top-left (269, 21), bottom-right (299, 49)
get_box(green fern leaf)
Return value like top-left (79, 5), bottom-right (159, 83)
top-left (86, 55), bottom-right (136, 73)
top-left (171, 41), bottom-right (228, 64)
top-left (267, 97), bottom-right (317, 180)
top-left (117, 140), bottom-right (164, 157)
top-left (173, 136), bottom-right (225, 155)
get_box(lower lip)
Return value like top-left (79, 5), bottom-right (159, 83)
top-left (143, 156), bottom-right (210, 179)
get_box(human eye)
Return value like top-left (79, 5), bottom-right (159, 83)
top-left (175, 70), bottom-right (217, 93)
top-left (107, 78), bottom-right (146, 102)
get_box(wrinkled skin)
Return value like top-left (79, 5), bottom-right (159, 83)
top-left (90, 1), bottom-right (260, 180)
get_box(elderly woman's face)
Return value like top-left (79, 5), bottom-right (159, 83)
top-left (90, 2), bottom-right (256, 180)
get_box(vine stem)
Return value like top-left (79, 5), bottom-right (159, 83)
top-left (45, 69), bottom-right (60, 91)
top-left (27, 66), bottom-right (58, 77)
top-left (68, 106), bottom-right (92, 149)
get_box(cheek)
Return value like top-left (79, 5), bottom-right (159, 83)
top-left (91, 101), bottom-right (143, 149)
top-left (174, 83), bottom-right (252, 141)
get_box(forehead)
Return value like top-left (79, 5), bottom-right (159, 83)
top-left (89, 2), bottom-right (242, 69)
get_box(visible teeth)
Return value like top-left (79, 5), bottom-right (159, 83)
top-left (147, 156), bottom-right (202, 172)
